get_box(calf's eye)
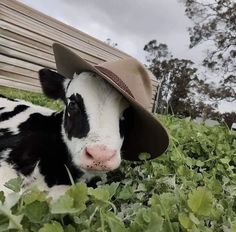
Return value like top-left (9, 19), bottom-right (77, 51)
top-left (68, 101), bottom-right (77, 111)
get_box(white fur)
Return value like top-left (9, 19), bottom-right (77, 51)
top-left (0, 99), bottom-right (55, 196)
top-left (0, 162), bottom-right (61, 200)
top-left (22, 164), bottom-right (49, 192)
top-left (62, 72), bottom-right (128, 172)
top-left (0, 149), bottom-right (11, 160)
top-left (0, 98), bottom-right (54, 134)
top-left (0, 98), bottom-right (17, 113)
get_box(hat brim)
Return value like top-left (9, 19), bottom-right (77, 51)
top-left (52, 43), bottom-right (169, 161)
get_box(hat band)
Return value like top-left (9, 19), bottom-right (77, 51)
top-left (95, 66), bottom-right (134, 98)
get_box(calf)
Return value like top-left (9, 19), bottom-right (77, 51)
top-left (0, 70), bottom-right (131, 198)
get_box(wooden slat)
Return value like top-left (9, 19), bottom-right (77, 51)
top-left (1, 8), bottom-right (121, 62)
top-left (0, 33), bottom-right (52, 55)
top-left (1, 36), bottom-right (54, 61)
top-left (0, 54), bottom-right (45, 72)
top-left (1, 45), bottom-right (56, 69)
top-left (0, 35), bottom-right (100, 65)
top-left (1, 21), bottom-right (52, 46)
top-left (0, 70), bottom-right (40, 86)
top-left (0, 28), bottom-right (51, 51)
top-left (0, 76), bottom-right (41, 93)
top-left (1, 63), bottom-right (38, 80)
top-left (1, 19), bottom-right (108, 63)
top-left (1, 40), bottom-right (53, 66)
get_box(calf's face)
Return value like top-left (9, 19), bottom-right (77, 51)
top-left (39, 69), bottom-right (130, 173)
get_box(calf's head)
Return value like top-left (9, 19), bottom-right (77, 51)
top-left (39, 69), bottom-right (131, 173)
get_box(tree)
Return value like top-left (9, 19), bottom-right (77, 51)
top-left (221, 112), bottom-right (236, 128)
top-left (183, 0), bottom-right (236, 102)
top-left (144, 40), bottom-right (200, 117)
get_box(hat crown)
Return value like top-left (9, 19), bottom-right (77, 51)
top-left (99, 58), bottom-right (152, 110)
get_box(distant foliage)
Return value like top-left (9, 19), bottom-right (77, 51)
top-left (183, 0), bottom-right (236, 102)
top-left (144, 40), bottom-right (202, 117)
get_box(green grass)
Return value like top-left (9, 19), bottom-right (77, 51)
top-left (0, 86), bottom-right (62, 111)
top-left (0, 87), bottom-right (236, 231)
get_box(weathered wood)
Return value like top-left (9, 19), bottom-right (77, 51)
top-left (1, 64), bottom-right (38, 80)
top-left (1, 19), bottom-right (114, 62)
top-left (1, 45), bottom-right (56, 69)
top-left (0, 70), bottom-right (39, 85)
top-left (0, 28), bottom-right (51, 51)
top-left (1, 36), bottom-right (54, 61)
top-left (0, 76), bottom-right (41, 92)
top-left (0, 35), bottom-right (102, 65)
top-left (0, 54), bottom-right (45, 72)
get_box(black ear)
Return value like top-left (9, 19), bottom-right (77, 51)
top-left (39, 69), bottom-right (66, 100)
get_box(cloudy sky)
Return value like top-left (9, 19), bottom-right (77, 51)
top-left (17, 0), bottom-right (235, 112)
top-left (18, 0), bottom-right (203, 63)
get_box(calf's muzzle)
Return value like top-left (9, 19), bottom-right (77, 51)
top-left (80, 145), bottom-right (119, 171)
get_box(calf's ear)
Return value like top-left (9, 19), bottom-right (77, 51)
top-left (39, 69), bottom-right (66, 101)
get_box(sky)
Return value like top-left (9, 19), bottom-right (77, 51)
top-left (17, 0), bottom-right (235, 113)
top-left (18, 0), bottom-right (203, 63)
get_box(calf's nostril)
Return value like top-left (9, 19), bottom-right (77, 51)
top-left (85, 149), bottom-right (93, 159)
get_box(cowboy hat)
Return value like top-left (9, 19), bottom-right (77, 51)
top-left (52, 43), bottom-right (169, 161)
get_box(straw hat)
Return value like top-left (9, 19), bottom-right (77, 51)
top-left (53, 43), bottom-right (169, 161)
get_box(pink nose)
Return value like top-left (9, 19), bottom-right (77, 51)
top-left (81, 145), bottom-right (118, 171)
top-left (86, 145), bottom-right (116, 162)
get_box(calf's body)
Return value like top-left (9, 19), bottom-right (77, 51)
top-left (0, 71), bottom-right (131, 197)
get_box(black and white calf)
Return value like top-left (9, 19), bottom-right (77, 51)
top-left (0, 69), bottom-right (132, 198)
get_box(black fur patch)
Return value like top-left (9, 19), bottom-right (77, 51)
top-left (0, 105), bottom-right (29, 122)
top-left (86, 176), bottom-right (102, 188)
top-left (64, 94), bottom-right (90, 139)
top-left (2, 111), bottom-right (83, 186)
top-left (0, 128), bottom-right (12, 135)
top-left (119, 107), bottom-right (134, 138)
top-left (39, 69), bottom-right (66, 101)
top-left (0, 129), bottom-right (22, 153)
